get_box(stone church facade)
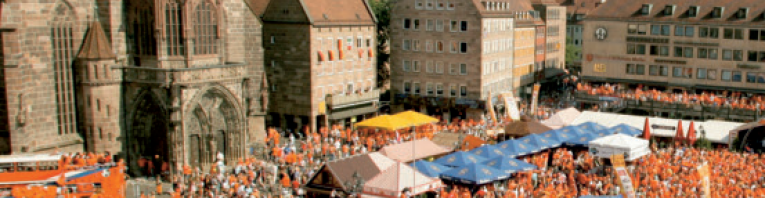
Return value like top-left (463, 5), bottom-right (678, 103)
top-left (0, 0), bottom-right (267, 171)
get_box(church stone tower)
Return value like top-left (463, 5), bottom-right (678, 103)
top-left (75, 21), bottom-right (121, 154)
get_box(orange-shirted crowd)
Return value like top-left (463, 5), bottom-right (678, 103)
top-left (577, 82), bottom-right (765, 111)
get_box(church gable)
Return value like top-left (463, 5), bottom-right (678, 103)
top-left (261, 0), bottom-right (310, 23)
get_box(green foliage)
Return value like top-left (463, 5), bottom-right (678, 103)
top-left (369, 0), bottom-right (393, 49)
top-left (565, 37), bottom-right (581, 65)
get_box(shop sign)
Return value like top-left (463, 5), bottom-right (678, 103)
top-left (651, 124), bottom-right (676, 131)
top-left (737, 64), bottom-right (761, 69)
top-left (593, 64), bottom-right (606, 73)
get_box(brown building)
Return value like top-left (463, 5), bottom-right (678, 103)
top-left (390, 0), bottom-right (566, 120)
top-left (261, 0), bottom-right (379, 131)
top-left (0, 0), bottom-right (267, 173)
top-left (582, 0), bottom-right (765, 93)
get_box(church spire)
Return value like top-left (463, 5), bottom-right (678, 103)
top-left (77, 21), bottom-right (116, 60)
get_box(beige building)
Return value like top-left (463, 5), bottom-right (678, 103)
top-left (261, 0), bottom-right (378, 131)
top-left (582, 0), bottom-right (765, 93)
top-left (390, 0), bottom-right (565, 119)
top-left (0, 0), bottom-right (268, 174)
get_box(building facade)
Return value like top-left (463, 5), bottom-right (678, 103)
top-left (560, 0), bottom-right (605, 70)
top-left (390, 0), bottom-right (562, 120)
top-left (261, 0), bottom-right (378, 132)
top-left (582, 0), bottom-right (765, 93)
top-left (0, 0), bottom-right (267, 173)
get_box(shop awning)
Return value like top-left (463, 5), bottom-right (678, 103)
top-left (329, 105), bottom-right (378, 120)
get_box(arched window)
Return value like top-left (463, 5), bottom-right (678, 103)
top-left (165, 1), bottom-right (185, 56)
top-left (132, 5), bottom-right (157, 56)
top-left (51, 3), bottom-right (76, 135)
top-left (194, 1), bottom-right (218, 55)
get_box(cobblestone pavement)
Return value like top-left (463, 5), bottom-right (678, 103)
top-left (126, 178), bottom-right (172, 198)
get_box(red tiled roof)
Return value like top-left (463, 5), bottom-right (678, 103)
top-left (303, 0), bottom-right (375, 25)
top-left (587, 0), bottom-right (765, 25)
top-left (246, 0), bottom-right (272, 17)
top-left (77, 21), bottom-right (116, 60)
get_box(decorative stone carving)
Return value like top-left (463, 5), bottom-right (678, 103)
top-left (243, 78), bottom-right (257, 115)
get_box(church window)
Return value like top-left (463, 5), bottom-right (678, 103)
top-left (133, 6), bottom-right (157, 56)
top-left (194, 1), bottom-right (218, 55)
top-left (51, 4), bottom-right (77, 135)
top-left (166, 1), bottom-right (185, 56)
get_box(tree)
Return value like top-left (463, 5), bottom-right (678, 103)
top-left (694, 128), bottom-right (713, 150)
top-left (565, 37), bottom-right (581, 66)
top-left (369, 0), bottom-right (395, 89)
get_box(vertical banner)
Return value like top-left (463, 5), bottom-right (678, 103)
top-left (486, 91), bottom-right (498, 124)
top-left (530, 83), bottom-right (541, 117)
top-left (611, 154), bottom-right (636, 198)
top-left (502, 93), bottom-right (521, 121)
top-left (697, 163), bottom-right (711, 198)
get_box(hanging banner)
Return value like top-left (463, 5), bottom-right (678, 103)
top-left (530, 83), bottom-right (541, 117)
top-left (486, 91), bottom-right (498, 124)
top-left (611, 154), bottom-right (636, 198)
top-left (502, 93), bottom-right (521, 121)
top-left (697, 163), bottom-right (711, 198)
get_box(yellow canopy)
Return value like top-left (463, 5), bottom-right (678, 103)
top-left (354, 115), bottom-right (412, 131)
top-left (394, 111), bottom-right (439, 127)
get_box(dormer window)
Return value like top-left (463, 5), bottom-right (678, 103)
top-left (664, 5), bottom-right (675, 16)
top-left (737, 8), bottom-right (748, 19)
top-left (641, 4), bottom-right (652, 16)
top-left (688, 6), bottom-right (699, 17)
top-left (712, 7), bottom-right (724, 18)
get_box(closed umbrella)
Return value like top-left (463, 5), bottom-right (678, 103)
top-left (674, 120), bottom-right (685, 144)
top-left (686, 121), bottom-right (696, 145)
top-left (643, 117), bottom-right (651, 140)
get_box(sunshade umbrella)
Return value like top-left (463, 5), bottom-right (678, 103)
top-left (468, 145), bottom-right (506, 159)
top-left (541, 129), bottom-right (576, 143)
top-left (686, 121), bottom-right (696, 145)
top-left (565, 133), bottom-right (602, 147)
top-left (495, 140), bottom-right (535, 157)
top-left (576, 122), bottom-right (608, 133)
top-left (410, 160), bottom-right (452, 178)
top-left (434, 151), bottom-right (488, 167)
top-left (394, 110), bottom-right (439, 127)
top-left (354, 115), bottom-right (411, 131)
top-left (517, 133), bottom-right (559, 151)
top-left (674, 120), bottom-right (685, 143)
top-left (609, 124), bottom-right (642, 136)
top-left (439, 163), bottom-right (509, 185)
top-left (643, 117), bottom-right (651, 140)
top-left (483, 156), bottom-right (537, 174)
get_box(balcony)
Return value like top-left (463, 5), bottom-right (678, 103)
top-left (327, 89), bottom-right (380, 109)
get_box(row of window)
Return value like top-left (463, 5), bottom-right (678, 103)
top-left (402, 40), bottom-right (468, 53)
top-left (483, 19), bottom-right (513, 34)
top-left (402, 18), bottom-right (467, 32)
top-left (402, 60), bottom-right (468, 75)
top-left (628, 24), bottom-right (750, 40)
top-left (313, 61), bottom-right (374, 76)
top-left (482, 59), bottom-right (513, 75)
top-left (403, 82), bottom-right (468, 98)
top-left (483, 39), bottom-right (513, 54)
top-left (624, 64), bottom-right (764, 83)
top-left (315, 80), bottom-right (376, 100)
top-left (414, 0), bottom-right (456, 11)
top-left (626, 44), bottom-right (765, 62)
top-left (314, 37), bottom-right (373, 51)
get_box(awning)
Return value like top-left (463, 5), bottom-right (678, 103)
top-left (358, 49), bottom-right (364, 58)
top-left (328, 50), bottom-right (335, 61)
top-left (329, 105), bottom-right (378, 120)
top-left (318, 51), bottom-right (326, 62)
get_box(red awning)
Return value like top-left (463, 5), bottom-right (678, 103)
top-left (328, 50), bottom-right (335, 61)
top-left (368, 49), bottom-right (374, 58)
top-left (358, 49), bottom-right (364, 58)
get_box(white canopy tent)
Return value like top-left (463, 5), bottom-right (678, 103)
top-left (588, 134), bottom-right (650, 161)
top-left (362, 162), bottom-right (443, 198)
top-left (570, 111), bottom-right (744, 144)
top-left (542, 107), bottom-right (581, 129)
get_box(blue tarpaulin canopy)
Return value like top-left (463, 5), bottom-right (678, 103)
top-left (440, 163), bottom-right (509, 185)
top-left (517, 134), bottom-right (559, 151)
top-left (482, 156), bottom-right (537, 174)
top-left (434, 151), bottom-right (487, 167)
top-left (495, 140), bottom-right (535, 157)
top-left (410, 160), bottom-right (452, 178)
top-left (469, 145), bottom-right (506, 159)
top-left (609, 124), bottom-right (642, 136)
top-left (556, 126), bottom-right (588, 137)
top-left (541, 129), bottom-right (578, 143)
top-left (576, 122), bottom-right (608, 133)
top-left (565, 133), bottom-right (602, 146)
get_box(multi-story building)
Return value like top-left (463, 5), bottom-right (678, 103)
top-left (390, 0), bottom-right (562, 120)
top-left (533, 2), bottom-right (567, 77)
top-left (261, 0), bottom-right (378, 132)
top-left (582, 0), bottom-right (765, 93)
top-left (559, 0), bottom-right (605, 70)
top-left (0, 0), bottom-right (267, 173)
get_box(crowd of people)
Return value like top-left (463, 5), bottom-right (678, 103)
top-left (577, 82), bottom-right (765, 112)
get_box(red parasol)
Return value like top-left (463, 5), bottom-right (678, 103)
top-left (642, 117), bottom-right (651, 140)
top-left (686, 121), bottom-right (696, 145)
top-left (674, 120), bottom-right (685, 143)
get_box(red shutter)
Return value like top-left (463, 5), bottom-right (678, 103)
top-left (318, 51), bottom-right (326, 62)
top-left (328, 50), bottom-right (335, 61)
